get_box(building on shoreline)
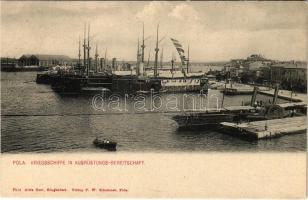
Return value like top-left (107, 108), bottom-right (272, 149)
top-left (223, 55), bottom-right (307, 92)
top-left (18, 54), bottom-right (71, 67)
top-left (223, 54), bottom-right (272, 82)
top-left (261, 61), bottom-right (307, 92)
top-left (0, 57), bottom-right (18, 70)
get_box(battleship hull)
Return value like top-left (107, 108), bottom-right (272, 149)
top-left (50, 72), bottom-right (206, 94)
top-left (51, 75), bottom-right (112, 93)
top-left (111, 76), bottom-right (161, 93)
top-left (36, 73), bottom-right (59, 84)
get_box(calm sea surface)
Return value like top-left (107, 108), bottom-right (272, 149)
top-left (1, 71), bottom-right (306, 153)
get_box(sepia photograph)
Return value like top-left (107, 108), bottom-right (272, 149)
top-left (0, 1), bottom-right (307, 198)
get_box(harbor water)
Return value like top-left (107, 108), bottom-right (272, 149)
top-left (1, 72), bottom-right (306, 153)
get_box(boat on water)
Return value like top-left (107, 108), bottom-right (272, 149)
top-left (36, 71), bottom-right (58, 84)
top-left (171, 105), bottom-right (288, 130)
top-left (171, 86), bottom-right (306, 130)
top-left (93, 138), bottom-right (117, 151)
top-left (51, 73), bottom-right (112, 93)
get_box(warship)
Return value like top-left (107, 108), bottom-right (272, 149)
top-left (46, 24), bottom-right (208, 94)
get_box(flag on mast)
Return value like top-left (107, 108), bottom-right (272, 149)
top-left (170, 38), bottom-right (186, 66)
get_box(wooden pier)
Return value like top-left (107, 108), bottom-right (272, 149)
top-left (223, 87), bottom-right (254, 95)
top-left (220, 116), bottom-right (307, 140)
top-left (222, 83), bottom-right (269, 95)
top-left (259, 89), bottom-right (307, 103)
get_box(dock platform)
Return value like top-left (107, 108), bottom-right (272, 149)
top-left (259, 89), bottom-right (307, 103)
top-left (220, 116), bottom-right (307, 140)
top-left (222, 83), bottom-right (270, 95)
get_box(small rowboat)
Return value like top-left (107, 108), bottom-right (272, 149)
top-left (93, 138), bottom-right (117, 151)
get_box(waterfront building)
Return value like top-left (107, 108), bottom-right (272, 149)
top-left (259, 61), bottom-right (307, 92)
top-left (224, 54), bottom-right (274, 84)
top-left (18, 54), bottom-right (71, 67)
top-left (246, 54), bottom-right (269, 62)
top-left (1, 57), bottom-right (17, 67)
top-left (271, 61), bottom-right (306, 89)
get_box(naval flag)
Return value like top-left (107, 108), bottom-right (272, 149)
top-left (170, 38), bottom-right (186, 66)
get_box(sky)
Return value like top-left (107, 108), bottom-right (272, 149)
top-left (1, 1), bottom-right (307, 62)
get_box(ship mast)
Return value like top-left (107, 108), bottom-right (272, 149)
top-left (87, 23), bottom-right (91, 77)
top-left (95, 44), bottom-right (99, 73)
top-left (160, 48), bottom-right (163, 69)
top-left (104, 48), bottom-right (108, 70)
top-left (137, 37), bottom-right (140, 61)
top-left (147, 48), bottom-right (151, 68)
top-left (186, 45), bottom-right (189, 73)
top-left (154, 24), bottom-right (159, 77)
top-left (171, 52), bottom-right (175, 73)
top-left (136, 37), bottom-right (140, 75)
top-left (78, 36), bottom-right (81, 66)
top-left (83, 23), bottom-right (87, 73)
top-left (141, 23), bottom-right (145, 63)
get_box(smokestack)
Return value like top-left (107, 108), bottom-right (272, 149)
top-left (100, 58), bottom-right (103, 71)
top-left (112, 58), bottom-right (117, 70)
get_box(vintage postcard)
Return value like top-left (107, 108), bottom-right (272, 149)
top-left (1, 1), bottom-right (307, 198)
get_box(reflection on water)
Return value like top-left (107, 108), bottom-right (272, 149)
top-left (1, 72), bottom-right (306, 153)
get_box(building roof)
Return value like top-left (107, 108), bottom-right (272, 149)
top-left (271, 62), bottom-right (307, 70)
top-left (33, 54), bottom-right (71, 61)
top-left (19, 54), bottom-right (32, 59)
top-left (19, 54), bottom-right (71, 61)
top-left (246, 54), bottom-right (270, 61)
